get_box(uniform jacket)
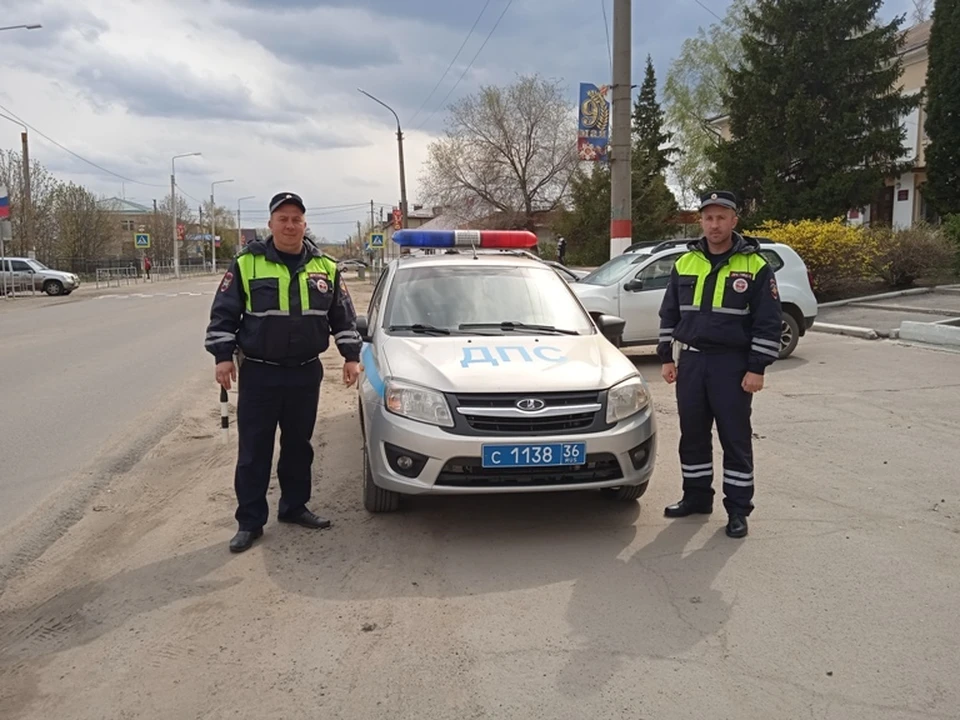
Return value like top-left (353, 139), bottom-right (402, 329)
top-left (204, 236), bottom-right (362, 366)
top-left (656, 233), bottom-right (782, 374)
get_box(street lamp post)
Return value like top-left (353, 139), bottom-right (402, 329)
top-left (210, 179), bottom-right (234, 273)
top-left (357, 88), bottom-right (408, 230)
top-left (0, 24), bottom-right (42, 32)
top-left (237, 196), bottom-right (255, 251)
top-left (171, 152), bottom-right (201, 279)
top-left (0, 113), bottom-right (31, 255)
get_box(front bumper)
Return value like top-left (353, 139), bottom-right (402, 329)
top-left (364, 401), bottom-right (657, 495)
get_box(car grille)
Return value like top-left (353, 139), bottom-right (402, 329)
top-left (447, 391), bottom-right (606, 436)
top-left (435, 453), bottom-right (622, 487)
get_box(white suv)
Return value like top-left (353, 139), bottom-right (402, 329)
top-left (571, 238), bottom-right (818, 358)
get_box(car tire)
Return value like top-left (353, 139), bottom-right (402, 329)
top-left (44, 280), bottom-right (64, 296)
top-left (779, 312), bottom-right (801, 359)
top-left (604, 482), bottom-right (648, 501)
top-left (363, 446), bottom-right (400, 513)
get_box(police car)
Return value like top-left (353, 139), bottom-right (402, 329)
top-left (355, 229), bottom-right (657, 513)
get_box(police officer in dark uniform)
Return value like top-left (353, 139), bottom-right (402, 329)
top-left (204, 192), bottom-right (362, 552)
top-left (656, 190), bottom-right (782, 539)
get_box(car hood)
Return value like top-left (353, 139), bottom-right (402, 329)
top-left (376, 333), bottom-right (639, 393)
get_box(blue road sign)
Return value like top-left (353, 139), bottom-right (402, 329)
top-left (134, 233), bottom-right (151, 248)
top-left (369, 232), bottom-right (384, 248)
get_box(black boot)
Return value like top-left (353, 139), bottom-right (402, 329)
top-left (278, 509), bottom-right (331, 529)
top-left (229, 527), bottom-right (263, 553)
top-left (664, 499), bottom-right (713, 518)
top-left (726, 515), bottom-right (748, 538)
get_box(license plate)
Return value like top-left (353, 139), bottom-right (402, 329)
top-left (481, 442), bottom-right (586, 468)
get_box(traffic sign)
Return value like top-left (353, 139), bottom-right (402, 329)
top-left (134, 232), bottom-right (151, 248)
top-left (369, 232), bottom-right (384, 248)
top-left (177, 223), bottom-right (185, 241)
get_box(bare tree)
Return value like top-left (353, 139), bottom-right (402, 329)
top-left (0, 149), bottom-right (61, 258)
top-left (420, 74), bottom-right (578, 229)
top-left (912, 0), bottom-right (932, 23)
top-left (53, 182), bottom-right (118, 265)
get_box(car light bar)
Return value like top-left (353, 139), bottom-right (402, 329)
top-left (392, 229), bottom-right (538, 249)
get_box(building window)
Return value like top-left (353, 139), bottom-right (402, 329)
top-left (121, 220), bottom-right (135, 231)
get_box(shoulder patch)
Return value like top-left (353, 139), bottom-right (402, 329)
top-left (770, 276), bottom-right (779, 299)
top-left (219, 271), bottom-right (234, 292)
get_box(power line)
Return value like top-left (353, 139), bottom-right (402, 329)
top-left (409, 0), bottom-right (493, 127)
top-left (415, 0), bottom-right (515, 131)
top-left (0, 100), bottom-right (167, 188)
top-left (693, 0), bottom-right (724, 22)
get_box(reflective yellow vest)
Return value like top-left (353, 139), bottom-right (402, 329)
top-left (675, 251), bottom-right (767, 316)
top-left (236, 252), bottom-right (338, 316)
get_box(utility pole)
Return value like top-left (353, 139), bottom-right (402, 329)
top-left (198, 204), bottom-right (204, 269)
top-left (21, 131), bottom-right (32, 254)
top-left (170, 172), bottom-right (178, 278)
top-left (370, 199), bottom-right (379, 270)
top-left (610, 0), bottom-right (632, 258)
top-left (357, 89), bottom-right (408, 230)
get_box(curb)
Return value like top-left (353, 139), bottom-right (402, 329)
top-left (809, 322), bottom-right (880, 340)
top-left (899, 320), bottom-right (960, 348)
top-left (818, 287), bottom-right (934, 309)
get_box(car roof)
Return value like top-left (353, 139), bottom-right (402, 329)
top-left (390, 249), bottom-right (555, 271)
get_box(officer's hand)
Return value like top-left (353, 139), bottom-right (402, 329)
top-left (343, 361), bottom-right (360, 387)
top-left (742, 371), bottom-right (764, 393)
top-left (216, 361), bottom-right (237, 391)
top-left (661, 363), bottom-right (677, 384)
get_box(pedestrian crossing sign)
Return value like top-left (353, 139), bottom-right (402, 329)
top-left (134, 233), bottom-right (151, 248)
top-left (369, 232), bottom-right (384, 248)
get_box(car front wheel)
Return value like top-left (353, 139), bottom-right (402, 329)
top-left (363, 446), bottom-right (401, 513)
top-left (779, 312), bottom-right (800, 359)
top-left (603, 482), bottom-right (648, 501)
top-left (44, 280), bottom-right (64, 296)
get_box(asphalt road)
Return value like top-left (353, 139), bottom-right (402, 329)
top-left (0, 276), bottom-right (220, 533)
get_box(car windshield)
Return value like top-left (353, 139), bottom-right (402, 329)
top-left (28, 260), bottom-right (48, 271)
top-left (577, 253), bottom-right (644, 286)
top-left (384, 264), bottom-right (595, 335)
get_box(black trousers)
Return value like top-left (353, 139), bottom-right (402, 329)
top-left (675, 349), bottom-right (755, 516)
top-left (234, 360), bottom-right (322, 530)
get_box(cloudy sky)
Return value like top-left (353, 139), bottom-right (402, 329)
top-left (0, 0), bottom-right (917, 241)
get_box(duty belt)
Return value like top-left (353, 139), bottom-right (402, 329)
top-left (242, 355), bottom-right (319, 368)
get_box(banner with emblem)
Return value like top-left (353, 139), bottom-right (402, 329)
top-left (577, 83), bottom-right (610, 162)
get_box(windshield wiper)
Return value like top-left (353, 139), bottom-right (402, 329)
top-left (458, 321), bottom-right (579, 335)
top-left (388, 323), bottom-right (451, 335)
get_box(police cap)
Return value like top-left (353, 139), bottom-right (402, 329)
top-left (269, 192), bottom-right (306, 215)
top-left (699, 190), bottom-right (739, 213)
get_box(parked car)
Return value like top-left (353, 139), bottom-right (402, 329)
top-left (0, 257), bottom-right (80, 296)
top-left (355, 229), bottom-right (657, 513)
top-left (571, 238), bottom-right (817, 358)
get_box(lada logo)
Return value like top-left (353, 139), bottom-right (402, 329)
top-left (516, 398), bottom-right (546, 412)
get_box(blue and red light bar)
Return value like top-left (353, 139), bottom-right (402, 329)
top-left (392, 229), bottom-right (538, 249)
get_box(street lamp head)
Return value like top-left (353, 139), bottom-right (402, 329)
top-left (26, 24), bottom-right (42, 30)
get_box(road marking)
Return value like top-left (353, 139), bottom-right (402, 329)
top-left (94, 290), bottom-right (216, 300)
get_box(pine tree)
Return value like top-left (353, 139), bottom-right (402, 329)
top-left (552, 165), bottom-right (611, 266)
top-left (923, 0), bottom-right (960, 217)
top-left (628, 56), bottom-right (680, 242)
top-left (710, 0), bottom-right (922, 223)
top-left (632, 55), bottom-right (678, 175)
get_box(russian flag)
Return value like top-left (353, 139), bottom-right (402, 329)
top-left (0, 186), bottom-right (9, 220)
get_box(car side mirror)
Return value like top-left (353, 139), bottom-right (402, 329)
top-left (595, 314), bottom-right (626, 342)
top-left (355, 315), bottom-right (370, 342)
top-left (624, 278), bottom-right (644, 292)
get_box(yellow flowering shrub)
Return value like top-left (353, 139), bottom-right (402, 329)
top-left (754, 218), bottom-right (879, 294)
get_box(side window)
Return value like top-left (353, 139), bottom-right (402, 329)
top-left (367, 267), bottom-right (390, 330)
top-left (10, 260), bottom-right (32, 272)
top-left (635, 253), bottom-right (680, 290)
top-left (758, 250), bottom-right (784, 271)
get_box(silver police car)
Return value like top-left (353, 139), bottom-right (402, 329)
top-left (355, 229), bottom-right (657, 512)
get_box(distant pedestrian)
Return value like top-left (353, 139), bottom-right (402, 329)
top-left (556, 236), bottom-right (567, 265)
top-left (204, 192), bottom-right (362, 553)
top-left (657, 190), bottom-right (782, 539)
top-left (144, 256), bottom-right (152, 280)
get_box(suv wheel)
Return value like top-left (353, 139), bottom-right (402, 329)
top-left (779, 313), bottom-right (800, 358)
top-left (44, 280), bottom-right (64, 296)
top-left (363, 446), bottom-right (400, 513)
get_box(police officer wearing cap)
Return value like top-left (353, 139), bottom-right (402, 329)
top-left (205, 192), bottom-right (362, 552)
top-left (657, 190), bottom-right (782, 538)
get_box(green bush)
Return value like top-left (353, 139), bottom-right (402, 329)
top-left (865, 222), bottom-right (958, 288)
top-left (942, 214), bottom-right (960, 274)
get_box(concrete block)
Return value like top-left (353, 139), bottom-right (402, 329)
top-left (819, 287), bottom-right (933, 308)
top-left (809, 322), bottom-right (880, 340)
top-left (899, 320), bottom-right (960, 348)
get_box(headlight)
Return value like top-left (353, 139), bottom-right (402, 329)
top-left (606, 375), bottom-right (649, 424)
top-left (384, 379), bottom-right (454, 427)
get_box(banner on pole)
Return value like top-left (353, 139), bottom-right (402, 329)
top-left (0, 186), bottom-right (9, 220)
top-left (577, 84), bottom-right (610, 162)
